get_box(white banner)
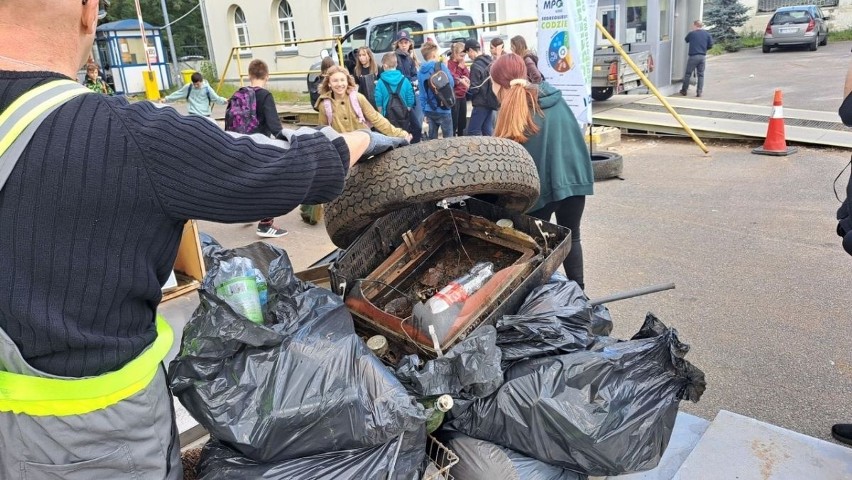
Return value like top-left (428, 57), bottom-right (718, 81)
top-left (537, 0), bottom-right (598, 125)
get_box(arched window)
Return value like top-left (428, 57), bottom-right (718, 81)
top-left (234, 7), bottom-right (251, 53)
top-left (278, 1), bottom-right (297, 49)
top-left (329, 0), bottom-right (349, 37)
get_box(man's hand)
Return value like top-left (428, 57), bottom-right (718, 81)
top-left (340, 131), bottom-right (371, 167)
top-left (361, 130), bottom-right (409, 160)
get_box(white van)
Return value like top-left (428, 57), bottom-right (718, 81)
top-left (318, 8), bottom-right (478, 69)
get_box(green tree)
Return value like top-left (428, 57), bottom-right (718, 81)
top-left (704, 0), bottom-right (751, 51)
top-left (102, 0), bottom-right (207, 58)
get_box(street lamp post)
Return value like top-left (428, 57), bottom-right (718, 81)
top-left (160, 0), bottom-right (180, 85)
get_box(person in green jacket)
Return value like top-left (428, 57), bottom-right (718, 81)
top-left (490, 53), bottom-right (594, 289)
top-left (161, 71), bottom-right (227, 117)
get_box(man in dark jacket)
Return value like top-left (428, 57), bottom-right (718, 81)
top-left (464, 39), bottom-right (499, 136)
top-left (395, 30), bottom-right (424, 143)
top-left (831, 62), bottom-right (852, 448)
top-left (679, 20), bottom-right (713, 97)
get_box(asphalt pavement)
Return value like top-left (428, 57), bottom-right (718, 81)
top-left (175, 44), bottom-right (852, 443)
top-left (696, 39), bottom-right (851, 111)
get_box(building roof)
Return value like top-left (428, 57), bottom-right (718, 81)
top-left (97, 19), bottom-right (156, 32)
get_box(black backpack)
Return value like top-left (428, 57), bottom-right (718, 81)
top-left (427, 61), bottom-right (455, 110)
top-left (381, 79), bottom-right (410, 129)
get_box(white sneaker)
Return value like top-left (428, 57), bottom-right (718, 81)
top-left (256, 225), bottom-right (288, 238)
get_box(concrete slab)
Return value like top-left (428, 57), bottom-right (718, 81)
top-left (603, 413), bottom-right (711, 480)
top-left (673, 410), bottom-right (852, 480)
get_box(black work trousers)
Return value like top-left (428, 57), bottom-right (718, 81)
top-left (527, 195), bottom-right (586, 290)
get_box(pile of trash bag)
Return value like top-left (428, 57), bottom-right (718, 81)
top-left (174, 239), bottom-right (705, 479)
top-left (169, 241), bottom-right (428, 477)
top-left (446, 276), bottom-right (706, 477)
top-left (436, 430), bottom-right (585, 480)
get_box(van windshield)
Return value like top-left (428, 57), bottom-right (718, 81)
top-left (771, 11), bottom-right (812, 25)
top-left (433, 16), bottom-right (476, 46)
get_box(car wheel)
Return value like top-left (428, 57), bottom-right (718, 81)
top-left (591, 152), bottom-right (623, 181)
top-left (809, 38), bottom-right (818, 51)
top-left (591, 87), bottom-right (615, 101)
top-left (820, 33), bottom-right (828, 46)
top-left (324, 137), bottom-right (541, 248)
top-left (762, 44), bottom-right (771, 53)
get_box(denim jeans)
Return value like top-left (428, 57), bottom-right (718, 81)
top-left (425, 112), bottom-right (454, 140)
top-left (467, 107), bottom-right (495, 136)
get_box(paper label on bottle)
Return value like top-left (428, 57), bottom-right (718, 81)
top-left (215, 276), bottom-right (263, 324)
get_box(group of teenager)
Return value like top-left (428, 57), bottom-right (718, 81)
top-left (314, 33), bottom-right (547, 141)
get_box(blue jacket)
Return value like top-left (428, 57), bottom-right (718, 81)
top-left (375, 69), bottom-right (415, 116)
top-left (418, 60), bottom-right (454, 115)
top-left (395, 49), bottom-right (418, 83)
top-left (163, 81), bottom-right (227, 116)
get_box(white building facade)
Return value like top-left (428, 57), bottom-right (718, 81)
top-left (739, 0), bottom-right (852, 34)
top-left (198, 0), bottom-right (707, 92)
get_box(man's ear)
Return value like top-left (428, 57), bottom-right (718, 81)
top-left (81, 0), bottom-right (99, 34)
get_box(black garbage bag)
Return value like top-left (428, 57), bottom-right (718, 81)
top-left (449, 313), bottom-right (706, 477)
top-left (394, 325), bottom-right (503, 400)
top-left (436, 430), bottom-right (585, 480)
top-left (496, 275), bottom-right (613, 369)
top-left (169, 245), bottom-right (428, 463)
top-left (197, 425), bottom-right (428, 480)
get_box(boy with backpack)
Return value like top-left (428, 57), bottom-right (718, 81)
top-left (374, 53), bottom-right (415, 130)
top-left (161, 71), bottom-right (227, 117)
top-left (224, 60), bottom-right (288, 238)
top-left (417, 41), bottom-right (455, 140)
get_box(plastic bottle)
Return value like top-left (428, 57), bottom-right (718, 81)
top-left (213, 257), bottom-right (264, 324)
top-left (252, 268), bottom-right (268, 308)
top-left (412, 262), bottom-right (495, 348)
top-left (423, 394), bottom-right (454, 433)
top-left (424, 262), bottom-right (495, 314)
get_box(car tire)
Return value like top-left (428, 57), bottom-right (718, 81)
top-left (591, 87), bottom-right (615, 101)
top-left (809, 38), bottom-right (818, 51)
top-left (324, 137), bottom-right (542, 248)
top-left (762, 44), bottom-right (771, 53)
top-left (591, 152), bottom-right (623, 181)
top-left (820, 33), bottom-right (828, 46)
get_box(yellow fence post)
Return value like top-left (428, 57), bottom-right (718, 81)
top-left (595, 21), bottom-right (709, 154)
top-left (143, 70), bottom-right (160, 101)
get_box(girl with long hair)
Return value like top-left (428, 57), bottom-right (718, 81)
top-left (317, 66), bottom-right (410, 139)
top-left (490, 53), bottom-right (593, 289)
top-left (509, 35), bottom-right (543, 84)
top-left (353, 46), bottom-right (379, 108)
top-left (448, 41), bottom-right (471, 136)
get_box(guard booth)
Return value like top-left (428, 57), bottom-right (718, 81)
top-left (95, 19), bottom-right (172, 95)
top-left (594, 0), bottom-right (703, 92)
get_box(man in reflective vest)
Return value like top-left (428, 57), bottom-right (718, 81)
top-left (0, 1), bottom-right (371, 477)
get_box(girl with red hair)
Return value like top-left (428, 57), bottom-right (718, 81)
top-left (490, 53), bottom-right (593, 289)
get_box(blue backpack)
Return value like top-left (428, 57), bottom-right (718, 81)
top-left (225, 86), bottom-right (259, 134)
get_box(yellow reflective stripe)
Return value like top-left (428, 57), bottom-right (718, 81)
top-left (0, 80), bottom-right (89, 157)
top-left (0, 316), bottom-right (173, 416)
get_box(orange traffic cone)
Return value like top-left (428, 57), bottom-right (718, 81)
top-left (752, 89), bottom-right (797, 156)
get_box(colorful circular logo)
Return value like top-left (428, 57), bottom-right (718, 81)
top-left (548, 31), bottom-right (574, 73)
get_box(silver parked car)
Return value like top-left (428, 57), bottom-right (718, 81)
top-left (763, 5), bottom-right (829, 53)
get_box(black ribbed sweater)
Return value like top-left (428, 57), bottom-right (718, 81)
top-left (0, 71), bottom-right (349, 377)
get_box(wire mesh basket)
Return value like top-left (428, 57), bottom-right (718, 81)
top-left (422, 434), bottom-right (459, 480)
